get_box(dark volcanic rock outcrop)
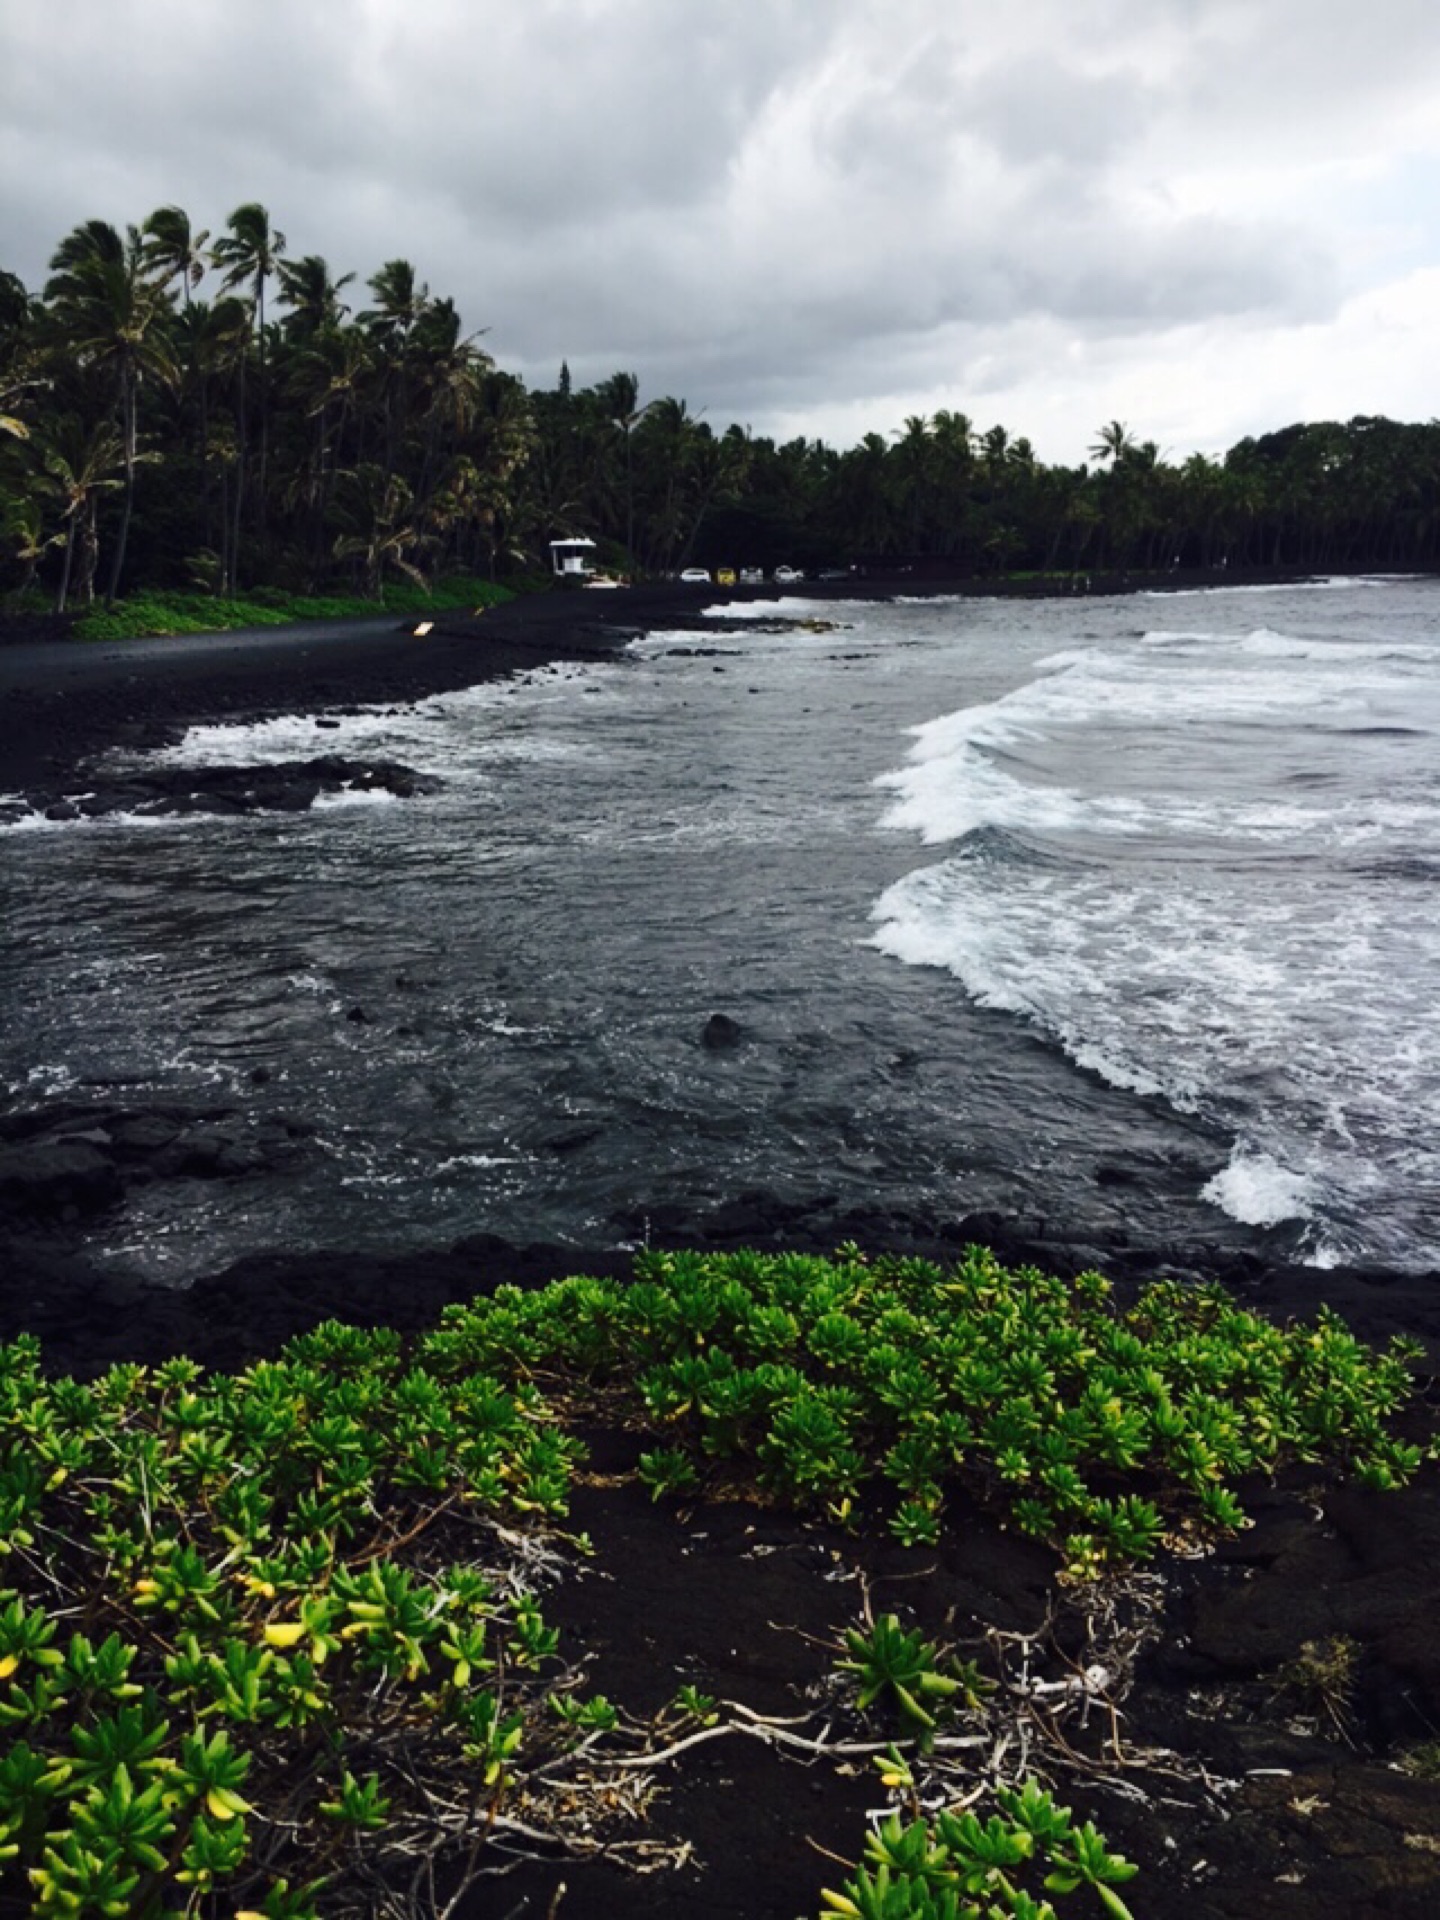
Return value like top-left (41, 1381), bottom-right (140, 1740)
top-left (0, 1102), bottom-right (312, 1229)
top-left (31, 755), bottom-right (441, 823)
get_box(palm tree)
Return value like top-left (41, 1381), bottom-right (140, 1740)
top-left (277, 255), bottom-right (355, 338)
top-left (632, 395), bottom-right (701, 572)
top-left (211, 202), bottom-right (287, 340)
top-left (212, 203), bottom-right (287, 558)
top-left (40, 415), bottom-right (125, 610)
top-left (363, 258), bottom-right (430, 346)
top-left (979, 423), bottom-right (1010, 472)
top-left (460, 371), bottom-right (535, 574)
top-left (2, 487), bottom-right (63, 601)
top-left (332, 463), bottom-right (434, 598)
top-left (283, 321), bottom-right (375, 568)
top-left (409, 296), bottom-right (493, 499)
top-left (926, 411), bottom-right (974, 561)
top-left (171, 296), bottom-right (251, 579)
top-left (1089, 420), bottom-right (1137, 467)
top-left (831, 431), bottom-right (894, 556)
top-left (597, 371), bottom-right (650, 564)
top-left (361, 260), bottom-right (430, 474)
top-left (891, 414), bottom-right (933, 551)
top-left (0, 269), bottom-right (42, 444)
top-left (674, 423), bottom-right (752, 567)
top-left (140, 206), bottom-right (210, 310)
top-left (141, 210), bottom-right (215, 507)
top-left (44, 220), bottom-right (177, 602)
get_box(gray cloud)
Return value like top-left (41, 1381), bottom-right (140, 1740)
top-left (2, 0), bottom-right (1435, 459)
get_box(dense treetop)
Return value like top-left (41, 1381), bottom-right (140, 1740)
top-left (3, 205), bottom-right (1439, 611)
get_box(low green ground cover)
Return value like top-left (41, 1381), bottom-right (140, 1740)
top-left (420, 1244), bottom-right (1424, 1573)
top-left (0, 1247), bottom-right (1426, 1915)
top-left (70, 579), bottom-right (515, 643)
top-left (822, 1778), bottom-right (1139, 1920)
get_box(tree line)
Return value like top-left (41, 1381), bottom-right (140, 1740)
top-left (4, 203), bottom-right (1440, 612)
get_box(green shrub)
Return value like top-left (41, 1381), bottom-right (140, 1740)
top-left (820, 1778), bottom-right (1139, 1919)
top-left (0, 1327), bottom-right (581, 1914)
top-left (0, 1246), bottom-right (1426, 1911)
top-left (417, 1245), bottom-right (1425, 1567)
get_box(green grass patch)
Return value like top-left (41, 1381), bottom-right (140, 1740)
top-left (72, 578), bottom-right (515, 643)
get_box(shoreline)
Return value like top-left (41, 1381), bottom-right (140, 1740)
top-left (0, 565), bottom-right (1354, 806)
top-left (2, 568), bottom-right (1437, 1355)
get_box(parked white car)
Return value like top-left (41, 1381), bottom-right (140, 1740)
top-left (678, 567), bottom-right (711, 584)
top-left (773, 565), bottom-right (803, 585)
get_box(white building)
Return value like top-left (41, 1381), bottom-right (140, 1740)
top-left (549, 537), bottom-right (598, 579)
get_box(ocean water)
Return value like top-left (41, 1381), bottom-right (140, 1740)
top-left (2, 577), bottom-right (1436, 1281)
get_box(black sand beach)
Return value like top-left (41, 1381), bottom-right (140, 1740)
top-left (3, 581), bottom-right (1440, 1918)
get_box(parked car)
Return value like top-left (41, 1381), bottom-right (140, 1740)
top-left (773, 565), bottom-right (803, 585)
top-left (715, 566), bottom-right (737, 587)
top-left (678, 567), bottom-right (711, 584)
top-left (739, 567), bottom-right (765, 585)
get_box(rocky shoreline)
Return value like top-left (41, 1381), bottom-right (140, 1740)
top-left (3, 573), bottom-right (1440, 1917)
top-left (2, 569), bottom-right (1436, 1359)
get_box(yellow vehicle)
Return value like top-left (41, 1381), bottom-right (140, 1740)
top-left (715, 566), bottom-right (737, 587)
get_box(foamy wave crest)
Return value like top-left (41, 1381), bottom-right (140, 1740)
top-left (310, 786), bottom-right (402, 810)
top-left (877, 620), bottom-right (1433, 852)
top-left (868, 859), bottom-right (1176, 1101)
top-left (875, 702), bottom-right (1086, 844)
top-left (869, 600), bottom-right (1440, 1264)
top-left (1201, 1147), bottom-right (1318, 1227)
top-left (1235, 627), bottom-right (1434, 663)
top-left (701, 597), bottom-right (833, 618)
top-left (133, 660), bottom-right (610, 776)
top-left (1, 806), bottom-right (218, 836)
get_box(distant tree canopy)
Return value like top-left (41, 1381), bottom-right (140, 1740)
top-left (4, 205), bottom-right (1440, 611)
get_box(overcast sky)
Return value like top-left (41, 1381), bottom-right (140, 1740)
top-left (3, 0), bottom-right (1438, 465)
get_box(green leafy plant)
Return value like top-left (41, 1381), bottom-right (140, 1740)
top-left (820, 1780), bottom-right (1138, 1920)
top-left (670, 1684), bottom-right (720, 1726)
top-left (0, 1242), bottom-right (1426, 1914)
top-left (836, 1615), bottom-right (988, 1750)
top-left (416, 1245), bottom-right (1424, 1575)
top-left (0, 1323), bottom-right (596, 1913)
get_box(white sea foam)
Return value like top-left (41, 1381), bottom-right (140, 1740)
top-left (1233, 627), bottom-right (1434, 663)
top-left (701, 597), bottom-right (834, 618)
top-left (130, 659), bottom-right (612, 777)
top-left (433, 1152), bottom-right (524, 1174)
top-left (1138, 624), bottom-right (1435, 666)
top-left (0, 805), bottom-right (224, 836)
top-left (876, 617), bottom-right (1434, 853)
top-left (870, 595), bottom-right (1440, 1262)
top-left (310, 786), bottom-right (402, 810)
top-left (1201, 1148), bottom-right (1318, 1227)
top-left (1140, 575), bottom-right (1400, 596)
top-left (0, 810), bottom-right (63, 835)
top-left (876, 728), bottom-right (1086, 844)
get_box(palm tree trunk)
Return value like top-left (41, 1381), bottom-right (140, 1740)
top-left (229, 352), bottom-right (248, 591)
top-left (54, 519), bottom-right (76, 614)
top-left (104, 363), bottom-right (138, 606)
